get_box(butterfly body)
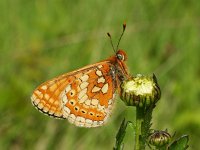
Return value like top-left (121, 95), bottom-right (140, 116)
top-left (31, 49), bottom-right (129, 128)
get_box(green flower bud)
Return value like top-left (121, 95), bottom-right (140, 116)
top-left (120, 74), bottom-right (161, 107)
top-left (148, 130), bottom-right (171, 147)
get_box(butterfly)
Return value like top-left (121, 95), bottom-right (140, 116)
top-left (31, 23), bottom-right (130, 128)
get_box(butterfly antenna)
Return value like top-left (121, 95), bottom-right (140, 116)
top-left (116, 22), bottom-right (126, 50)
top-left (107, 32), bottom-right (116, 53)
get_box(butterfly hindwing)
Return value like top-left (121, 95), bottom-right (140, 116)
top-left (31, 61), bottom-right (117, 127)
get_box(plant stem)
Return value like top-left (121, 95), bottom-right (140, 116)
top-left (135, 107), bottom-right (145, 150)
top-left (135, 105), bottom-right (155, 150)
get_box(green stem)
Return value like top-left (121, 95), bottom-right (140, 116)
top-left (135, 105), bottom-right (155, 150)
top-left (135, 107), bottom-right (145, 150)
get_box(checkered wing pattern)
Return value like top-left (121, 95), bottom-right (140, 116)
top-left (31, 62), bottom-right (117, 127)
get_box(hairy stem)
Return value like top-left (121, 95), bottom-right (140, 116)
top-left (135, 105), bottom-right (155, 150)
top-left (135, 107), bottom-right (145, 150)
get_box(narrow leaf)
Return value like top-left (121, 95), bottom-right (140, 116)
top-left (113, 118), bottom-right (132, 150)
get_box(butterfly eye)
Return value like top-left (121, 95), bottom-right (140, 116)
top-left (117, 53), bottom-right (124, 61)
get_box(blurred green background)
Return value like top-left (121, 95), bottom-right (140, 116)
top-left (0, 0), bottom-right (199, 150)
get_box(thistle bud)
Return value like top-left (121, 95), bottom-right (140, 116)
top-left (120, 74), bottom-right (161, 107)
top-left (148, 130), bottom-right (171, 147)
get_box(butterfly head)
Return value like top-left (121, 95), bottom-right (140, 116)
top-left (115, 49), bottom-right (129, 80)
top-left (116, 49), bottom-right (127, 61)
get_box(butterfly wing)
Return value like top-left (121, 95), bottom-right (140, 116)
top-left (31, 61), bottom-right (117, 127)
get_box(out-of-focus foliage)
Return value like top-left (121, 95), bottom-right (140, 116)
top-left (168, 135), bottom-right (189, 150)
top-left (0, 0), bottom-right (199, 149)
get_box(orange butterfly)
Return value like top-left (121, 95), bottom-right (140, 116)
top-left (31, 24), bottom-right (130, 127)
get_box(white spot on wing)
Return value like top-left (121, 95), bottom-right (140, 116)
top-left (43, 107), bottom-right (49, 112)
top-left (68, 114), bottom-right (76, 123)
top-left (38, 103), bottom-right (44, 109)
top-left (75, 116), bottom-right (84, 126)
top-left (80, 74), bottom-right (89, 82)
top-left (79, 94), bottom-right (88, 103)
top-left (101, 83), bottom-right (109, 94)
top-left (78, 88), bottom-right (87, 99)
top-left (80, 117), bottom-right (86, 123)
top-left (92, 121), bottom-right (98, 127)
top-left (92, 86), bottom-right (101, 93)
top-left (62, 95), bottom-right (68, 104)
top-left (97, 77), bottom-right (105, 83)
top-left (96, 70), bottom-right (102, 76)
top-left (98, 121), bottom-right (104, 126)
top-left (75, 116), bottom-right (81, 122)
top-left (108, 99), bottom-right (113, 105)
top-left (97, 104), bottom-right (105, 113)
top-left (31, 94), bottom-right (36, 100)
top-left (98, 65), bottom-right (103, 68)
top-left (64, 106), bottom-right (71, 114)
top-left (32, 96), bottom-right (40, 105)
top-left (49, 110), bottom-right (54, 115)
top-left (85, 119), bottom-right (93, 127)
top-left (80, 82), bottom-right (89, 89)
top-left (85, 99), bottom-right (91, 106)
top-left (91, 99), bottom-right (99, 106)
top-left (41, 85), bottom-right (47, 90)
top-left (65, 85), bottom-right (71, 92)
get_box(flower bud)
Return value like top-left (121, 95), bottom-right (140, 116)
top-left (120, 74), bottom-right (161, 107)
top-left (148, 130), bottom-right (171, 147)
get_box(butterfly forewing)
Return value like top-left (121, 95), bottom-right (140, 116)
top-left (31, 61), bottom-right (117, 127)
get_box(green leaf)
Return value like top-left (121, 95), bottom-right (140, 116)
top-left (113, 118), bottom-right (133, 150)
top-left (168, 135), bottom-right (189, 150)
